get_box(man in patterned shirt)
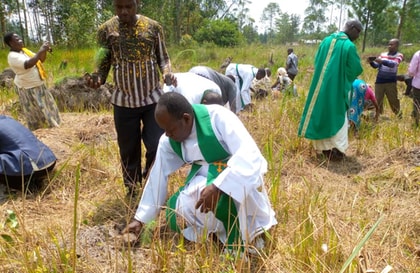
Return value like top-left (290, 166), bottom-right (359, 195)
top-left (369, 39), bottom-right (404, 117)
top-left (86, 0), bottom-right (175, 195)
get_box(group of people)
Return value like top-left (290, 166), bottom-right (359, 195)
top-left (4, 0), bottom-right (419, 258)
top-left (298, 18), bottom-right (418, 162)
top-left (0, 0), bottom-right (273, 255)
top-left (87, 0), bottom-right (278, 253)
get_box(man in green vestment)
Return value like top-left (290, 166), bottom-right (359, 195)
top-left (298, 19), bottom-right (363, 161)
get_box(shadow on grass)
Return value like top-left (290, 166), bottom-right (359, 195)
top-left (316, 154), bottom-right (363, 175)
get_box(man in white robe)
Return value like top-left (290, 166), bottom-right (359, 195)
top-left (225, 63), bottom-right (264, 112)
top-left (123, 92), bottom-right (277, 252)
top-left (189, 65), bottom-right (237, 112)
top-left (163, 72), bottom-right (222, 105)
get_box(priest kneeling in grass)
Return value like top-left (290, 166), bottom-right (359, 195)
top-left (122, 92), bottom-right (277, 255)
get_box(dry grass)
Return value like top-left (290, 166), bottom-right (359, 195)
top-left (0, 46), bottom-right (419, 272)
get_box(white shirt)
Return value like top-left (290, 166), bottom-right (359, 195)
top-left (164, 72), bottom-right (221, 104)
top-left (8, 51), bottom-right (43, 89)
top-left (225, 63), bottom-right (257, 112)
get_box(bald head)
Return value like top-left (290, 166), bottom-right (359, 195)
top-left (388, 38), bottom-right (399, 54)
top-left (201, 90), bottom-right (223, 105)
top-left (343, 19), bottom-right (363, 41)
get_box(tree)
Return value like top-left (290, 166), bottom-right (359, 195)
top-left (242, 21), bottom-right (259, 44)
top-left (0, 0), bottom-right (18, 45)
top-left (193, 19), bottom-right (244, 46)
top-left (398, 0), bottom-right (420, 43)
top-left (349, 0), bottom-right (391, 50)
top-left (64, 2), bottom-right (97, 48)
top-left (261, 2), bottom-right (280, 33)
top-left (274, 12), bottom-right (301, 44)
top-left (302, 0), bottom-right (330, 39)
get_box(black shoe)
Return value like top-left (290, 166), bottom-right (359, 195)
top-left (322, 150), bottom-right (332, 158)
top-left (322, 149), bottom-right (345, 161)
top-left (331, 148), bottom-right (345, 161)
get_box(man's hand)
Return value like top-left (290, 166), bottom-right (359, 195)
top-left (163, 73), bottom-right (177, 87)
top-left (195, 184), bottom-right (221, 213)
top-left (40, 41), bottom-right (52, 53)
top-left (84, 72), bottom-right (102, 89)
top-left (121, 219), bottom-right (143, 235)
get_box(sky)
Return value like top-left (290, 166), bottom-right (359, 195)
top-left (248, 0), bottom-right (309, 27)
top-left (247, 0), bottom-right (346, 32)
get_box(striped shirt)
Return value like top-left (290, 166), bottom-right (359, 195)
top-left (370, 51), bottom-right (403, 84)
top-left (97, 15), bottom-right (172, 108)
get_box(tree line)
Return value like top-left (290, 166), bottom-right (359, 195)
top-left (1, 0), bottom-right (419, 49)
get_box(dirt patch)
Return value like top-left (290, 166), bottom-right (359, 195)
top-left (0, 68), bottom-right (15, 88)
top-left (34, 112), bottom-right (116, 160)
top-left (49, 77), bottom-right (113, 112)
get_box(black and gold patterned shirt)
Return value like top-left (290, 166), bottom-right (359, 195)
top-left (97, 15), bottom-right (172, 108)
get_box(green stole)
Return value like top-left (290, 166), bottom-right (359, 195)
top-left (166, 104), bottom-right (241, 249)
top-left (236, 64), bottom-right (245, 108)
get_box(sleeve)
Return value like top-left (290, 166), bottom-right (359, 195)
top-left (408, 51), bottom-right (420, 77)
top-left (155, 23), bottom-right (172, 76)
top-left (227, 82), bottom-right (237, 112)
top-left (381, 59), bottom-right (396, 68)
top-left (346, 43), bottom-right (363, 81)
top-left (134, 135), bottom-right (185, 223)
top-left (210, 107), bottom-right (267, 203)
top-left (370, 61), bottom-right (379, 69)
top-left (96, 24), bottom-right (112, 84)
top-left (241, 67), bottom-right (256, 92)
top-left (8, 52), bottom-right (26, 70)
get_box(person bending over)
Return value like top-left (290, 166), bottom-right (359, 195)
top-left (122, 92), bottom-right (277, 254)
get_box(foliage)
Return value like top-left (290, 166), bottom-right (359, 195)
top-left (1, 0), bottom-right (420, 48)
top-left (274, 13), bottom-right (301, 45)
top-left (260, 2), bottom-right (280, 32)
top-left (400, 0), bottom-right (420, 43)
top-left (193, 19), bottom-right (244, 47)
top-left (302, 0), bottom-right (330, 39)
top-left (242, 23), bottom-right (259, 44)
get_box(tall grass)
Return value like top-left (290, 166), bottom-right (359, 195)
top-left (0, 43), bottom-right (419, 272)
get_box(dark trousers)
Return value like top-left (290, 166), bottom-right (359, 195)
top-left (288, 73), bottom-right (297, 81)
top-left (375, 82), bottom-right (400, 115)
top-left (113, 104), bottom-right (164, 187)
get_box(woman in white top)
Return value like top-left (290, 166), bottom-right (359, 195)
top-left (4, 32), bottom-right (60, 130)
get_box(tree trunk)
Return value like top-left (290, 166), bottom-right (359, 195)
top-left (15, 0), bottom-right (25, 44)
top-left (396, 0), bottom-right (407, 40)
top-left (0, 3), bottom-right (6, 47)
top-left (362, 10), bottom-right (370, 52)
top-left (22, 0), bottom-right (29, 44)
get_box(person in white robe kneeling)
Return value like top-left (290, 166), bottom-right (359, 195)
top-left (122, 92), bottom-right (277, 255)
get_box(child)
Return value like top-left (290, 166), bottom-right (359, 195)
top-left (348, 79), bottom-right (379, 136)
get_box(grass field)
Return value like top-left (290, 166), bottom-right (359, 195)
top-left (0, 43), bottom-right (419, 272)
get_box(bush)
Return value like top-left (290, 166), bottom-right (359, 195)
top-left (193, 19), bottom-right (244, 47)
